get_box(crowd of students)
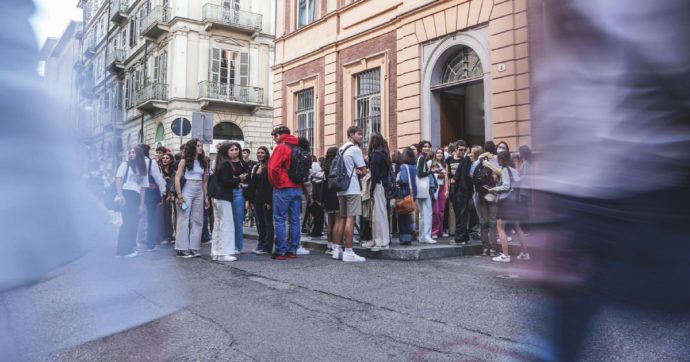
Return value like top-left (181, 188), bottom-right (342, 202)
top-left (93, 125), bottom-right (533, 264)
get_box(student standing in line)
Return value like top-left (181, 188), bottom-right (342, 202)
top-left (248, 146), bottom-right (274, 255)
top-left (396, 148), bottom-right (418, 245)
top-left (430, 148), bottom-right (447, 239)
top-left (174, 139), bottom-right (210, 258)
top-left (415, 140), bottom-right (435, 244)
top-left (330, 126), bottom-right (368, 262)
top-left (321, 147), bottom-right (340, 255)
top-left (138, 144), bottom-right (166, 251)
top-left (114, 146), bottom-right (148, 257)
top-left (268, 126), bottom-right (303, 260)
top-left (209, 142), bottom-right (237, 262)
top-left (363, 132), bottom-right (392, 250)
top-left (159, 152), bottom-right (175, 244)
top-left (225, 142), bottom-right (249, 254)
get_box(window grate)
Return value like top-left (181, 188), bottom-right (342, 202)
top-left (354, 68), bottom-right (381, 150)
top-left (296, 88), bottom-right (315, 154)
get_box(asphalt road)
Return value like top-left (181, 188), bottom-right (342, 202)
top-left (2, 237), bottom-right (688, 361)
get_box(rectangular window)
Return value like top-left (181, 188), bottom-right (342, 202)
top-left (210, 48), bottom-right (250, 98)
top-left (129, 17), bottom-right (137, 47)
top-left (297, 0), bottom-right (316, 28)
top-left (154, 50), bottom-right (167, 84)
top-left (295, 88), bottom-right (315, 154)
top-left (125, 77), bottom-right (131, 108)
top-left (354, 68), bottom-right (381, 149)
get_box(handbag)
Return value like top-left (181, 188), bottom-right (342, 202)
top-left (395, 165), bottom-right (416, 215)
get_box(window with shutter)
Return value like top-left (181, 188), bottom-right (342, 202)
top-left (210, 48), bottom-right (220, 83)
top-left (129, 19), bottom-right (136, 47)
top-left (153, 55), bottom-right (159, 84)
top-left (159, 51), bottom-right (167, 84)
top-left (125, 77), bottom-right (131, 108)
top-left (239, 52), bottom-right (249, 86)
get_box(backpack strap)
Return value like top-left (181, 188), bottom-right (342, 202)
top-left (341, 144), bottom-right (356, 183)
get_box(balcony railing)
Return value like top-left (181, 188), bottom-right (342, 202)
top-left (133, 83), bottom-right (169, 109)
top-left (100, 107), bottom-right (124, 129)
top-left (198, 82), bottom-right (264, 105)
top-left (110, 0), bottom-right (129, 22)
top-left (202, 4), bottom-right (263, 33)
top-left (140, 6), bottom-right (171, 38)
top-left (83, 36), bottom-right (96, 58)
top-left (105, 48), bottom-right (126, 71)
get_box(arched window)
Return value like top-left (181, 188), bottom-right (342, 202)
top-left (440, 46), bottom-right (483, 85)
top-left (155, 123), bottom-right (165, 142)
top-left (213, 122), bottom-right (244, 141)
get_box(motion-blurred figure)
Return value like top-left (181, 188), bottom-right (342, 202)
top-left (0, 2), bottom-right (186, 359)
top-left (528, 0), bottom-right (690, 360)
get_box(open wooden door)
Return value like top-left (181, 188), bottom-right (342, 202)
top-left (440, 92), bottom-right (465, 147)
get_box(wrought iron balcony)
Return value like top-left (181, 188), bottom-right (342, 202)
top-left (101, 107), bottom-right (124, 129)
top-left (133, 83), bottom-right (169, 112)
top-left (198, 81), bottom-right (264, 111)
top-left (110, 0), bottom-right (129, 23)
top-left (105, 48), bottom-right (126, 72)
top-left (202, 4), bottom-right (262, 36)
top-left (140, 6), bottom-right (171, 39)
top-left (83, 36), bottom-right (96, 58)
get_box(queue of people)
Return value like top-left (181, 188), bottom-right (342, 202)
top-left (96, 125), bottom-right (533, 264)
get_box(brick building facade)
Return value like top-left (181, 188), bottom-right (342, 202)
top-left (273, 0), bottom-right (531, 156)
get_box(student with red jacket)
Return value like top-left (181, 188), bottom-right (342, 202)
top-left (267, 126), bottom-right (302, 260)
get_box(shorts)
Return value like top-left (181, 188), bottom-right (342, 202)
top-left (338, 194), bottom-right (362, 217)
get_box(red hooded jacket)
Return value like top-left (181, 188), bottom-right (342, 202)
top-left (268, 134), bottom-right (301, 189)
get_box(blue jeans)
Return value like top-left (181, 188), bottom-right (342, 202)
top-left (272, 187), bottom-right (301, 255)
top-left (232, 188), bottom-right (244, 252)
top-left (397, 212), bottom-right (414, 243)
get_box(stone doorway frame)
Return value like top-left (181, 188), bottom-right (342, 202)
top-left (421, 26), bottom-right (492, 147)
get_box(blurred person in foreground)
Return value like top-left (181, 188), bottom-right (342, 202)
top-left (0, 2), bottom-right (186, 359)
top-left (527, 0), bottom-right (690, 360)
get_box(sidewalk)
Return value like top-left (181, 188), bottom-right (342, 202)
top-left (241, 227), bottom-right (529, 261)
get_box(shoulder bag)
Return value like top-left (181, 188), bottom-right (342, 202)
top-left (394, 165), bottom-right (416, 215)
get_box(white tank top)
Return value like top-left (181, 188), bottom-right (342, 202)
top-left (185, 160), bottom-right (204, 180)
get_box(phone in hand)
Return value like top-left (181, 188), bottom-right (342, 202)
top-left (181, 202), bottom-right (189, 211)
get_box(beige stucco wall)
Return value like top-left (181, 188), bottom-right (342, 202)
top-left (273, 0), bottom-right (532, 152)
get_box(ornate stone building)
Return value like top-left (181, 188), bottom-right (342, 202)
top-left (70, 0), bottom-right (276, 170)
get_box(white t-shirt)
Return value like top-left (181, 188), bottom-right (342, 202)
top-left (336, 142), bottom-right (366, 196)
top-left (116, 161), bottom-right (148, 194)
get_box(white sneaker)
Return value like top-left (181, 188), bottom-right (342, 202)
top-left (492, 253), bottom-right (511, 262)
top-left (372, 245), bottom-right (389, 251)
top-left (517, 252), bottom-right (531, 261)
top-left (119, 250), bottom-right (138, 258)
top-left (296, 246), bottom-right (310, 255)
top-left (442, 233), bottom-right (449, 237)
top-left (342, 251), bottom-right (366, 262)
top-left (361, 241), bottom-right (375, 249)
top-left (325, 248), bottom-right (333, 255)
top-left (422, 239), bottom-right (437, 244)
top-left (216, 255), bottom-right (237, 262)
top-left (331, 246), bottom-right (343, 260)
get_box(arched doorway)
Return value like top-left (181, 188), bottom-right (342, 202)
top-left (422, 28), bottom-right (491, 148)
top-left (213, 122), bottom-right (244, 141)
top-left (432, 46), bottom-right (485, 147)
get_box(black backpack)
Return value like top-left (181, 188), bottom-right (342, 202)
top-left (472, 157), bottom-right (496, 196)
top-left (286, 144), bottom-right (312, 184)
top-left (327, 144), bottom-right (355, 192)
